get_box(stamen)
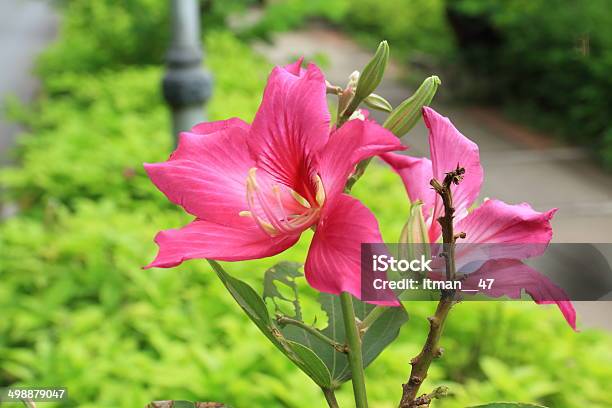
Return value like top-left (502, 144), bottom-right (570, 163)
top-left (290, 189), bottom-right (311, 209)
top-left (271, 185), bottom-right (288, 219)
top-left (254, 184), bottom-right (291, 234)
top-left (314, 174), bottom-right (326, 207)
top-left (258, 218), bottom-right (280, 236)
top-left (245, 168), bottom-right (281, 236)
top-left (287, 208), bottom-right (320, 230)
top-left (272, 184), bottom-right (292, 228)
top-left (243, 167), bottom-right (322, 236)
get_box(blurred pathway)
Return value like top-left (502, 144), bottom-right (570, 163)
top-left (254, 26), bottom-right (612, 329)
top-left (0, 0), bottom-right (58, 165)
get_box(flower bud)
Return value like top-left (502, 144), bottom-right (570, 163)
top-left (349, 109), bottom-right (367, 121)
top-left (363, 93), bottom-right (393, 113)
top-left (348, 70), bottom-right (360, 90)
top-left (383, 75), bottom-right (441, 137)
top-left (354, 41), bottom-right (389, 101)
top-left (398, 201), bottom-right (430, 263)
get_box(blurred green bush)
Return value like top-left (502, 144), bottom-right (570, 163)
top-left (447, 0), bottom-right (612, 168)
top-left (1, 1), bottom-right (611, 407)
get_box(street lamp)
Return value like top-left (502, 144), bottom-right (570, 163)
top-left (162, 0), bottom-right (212, 143)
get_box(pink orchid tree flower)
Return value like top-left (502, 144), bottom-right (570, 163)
top-left (144, 59), bottom-right (405, 302)
top-left (382, 107), bottom-right (576, 329)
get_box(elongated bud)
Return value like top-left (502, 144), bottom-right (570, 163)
top-left (398, 201), bottom-right (430, 263)
top-left (383, 75), bottom-right (441, 137)
top-left (354, 41), bottom-right (389, 101)
top-left (348, 70), bottom-right (360, 90)
top-left (363, 93), bottom-right (393, 113)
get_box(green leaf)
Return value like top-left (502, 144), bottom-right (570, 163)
top-left (260, 262), bottom-right (409, 386)
top-left (209, 260), bottom-right (332, 388)
top-left (209, 260), bottom-right (271, 331)
top-left (363, 93), bottom-right (393, 113)
top-left (212, 260), bottom-right (406, 389)
top-left (469, 403), bottom-right (549, 408)
top-left (263, 261), bottom-right (304, 320)
top-left (318, 293), bottom-right (408, 385)
top-left (287, 341), bottom-right (332, 388)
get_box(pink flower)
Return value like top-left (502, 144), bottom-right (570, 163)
top-left (382, 107), bottom-right (576, 329)
top-left (144, 60), bottom-right (404, 302)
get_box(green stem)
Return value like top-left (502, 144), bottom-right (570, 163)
top-left (340, 292), bottom-right (369, 408)
top-left (359, 305), bottom-right (386, 333)
top-left (322, 388), bottom-right (340, 408)
top-left (344, 157), bottom-right (373, 192)
top-left (276, 315), bottom-right (347, 353)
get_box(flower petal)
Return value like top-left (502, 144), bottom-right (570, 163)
top-left (248, 63), bottom-right (330, 194)
top-left (284, 57), bottom-right (305, 77)
top-left (319, 119), bottom-right (405, 199)
top-left (145, 218), bottom-right (300, 268)
top-left (190, 117), bottom-right (249, 135)
top-left (453, 200), bottom-right (557, 269)
top-left (423, 107), bottom-right (483, 224)
top-left (456, 199), bottom-right (557, 246)
top-left (462, 259), bottom-right (577, 330)
top-left (305, 194), bottom-right (399, 305)
top-left (380, 152), bottom-right (435, 218)
top-left (144, 126), bottom-right (254, 224)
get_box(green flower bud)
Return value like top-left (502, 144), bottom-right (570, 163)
top-left (398, 201), bottom-right (430, 263)
top-left (363, 93), bottom-right (393, 113)
top-left (354, 40), bottom-right (389, 101)
top-left (383, 75), bottom-right (441, 137)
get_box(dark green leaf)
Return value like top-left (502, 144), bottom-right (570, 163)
top-left (211, 260), bottom-right (407, 389)
top-left (209, 260), bottom-right (332, 388)
top-left (287, 341), bottom-right (332, 388)
top-left (209, 260), bottom-right (271, 330)
top-left (318, 293), bottom-right (409, 385)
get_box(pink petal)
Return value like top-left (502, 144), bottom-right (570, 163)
top-left (144, 126), bottom-right (254, 225)
top-left (190, 117), bottom-right (249, 135)
top-left (537, 300), bottom-right (577, 331)
top-left (382, 108), bottom-right (484, 242)
top-left (462, 259), bottom-right (577, 330)
top-left (146, 218), bottom-right (300, 268)
top-left (456, 199), bottom-right (557, 246)
top-left (453, 200), bottom-right (557, 268)
top-left (380, 153), bottom-right (435, 219)
top-left (423, 107), bottom-right (483, 226)
top-left (319, 119), bottom-right (405, 200)
top-left (248, 63), bottom-right (330, 195)
top-left (305, 194), bottom-right (399, 305)
top-left (283, 57), bottom-right (305, 76)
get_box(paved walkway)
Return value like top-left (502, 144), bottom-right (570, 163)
top-left (0, 0), bottom-right (58, 165)
top-left (254, 26), bottom-right (612, 329)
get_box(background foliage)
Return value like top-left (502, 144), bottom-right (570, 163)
top-left (1, 1), bottom-right (611, 407)
top-left (241, 0), bottom-right (612, 168)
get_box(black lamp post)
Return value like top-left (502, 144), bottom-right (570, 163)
top-left (162, 0), bottom-right (212, 143)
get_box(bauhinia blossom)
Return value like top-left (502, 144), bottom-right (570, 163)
top-left (382, 107), bottom-right (576, 329)
top-left (144, 59), bottom-right (404, 302)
